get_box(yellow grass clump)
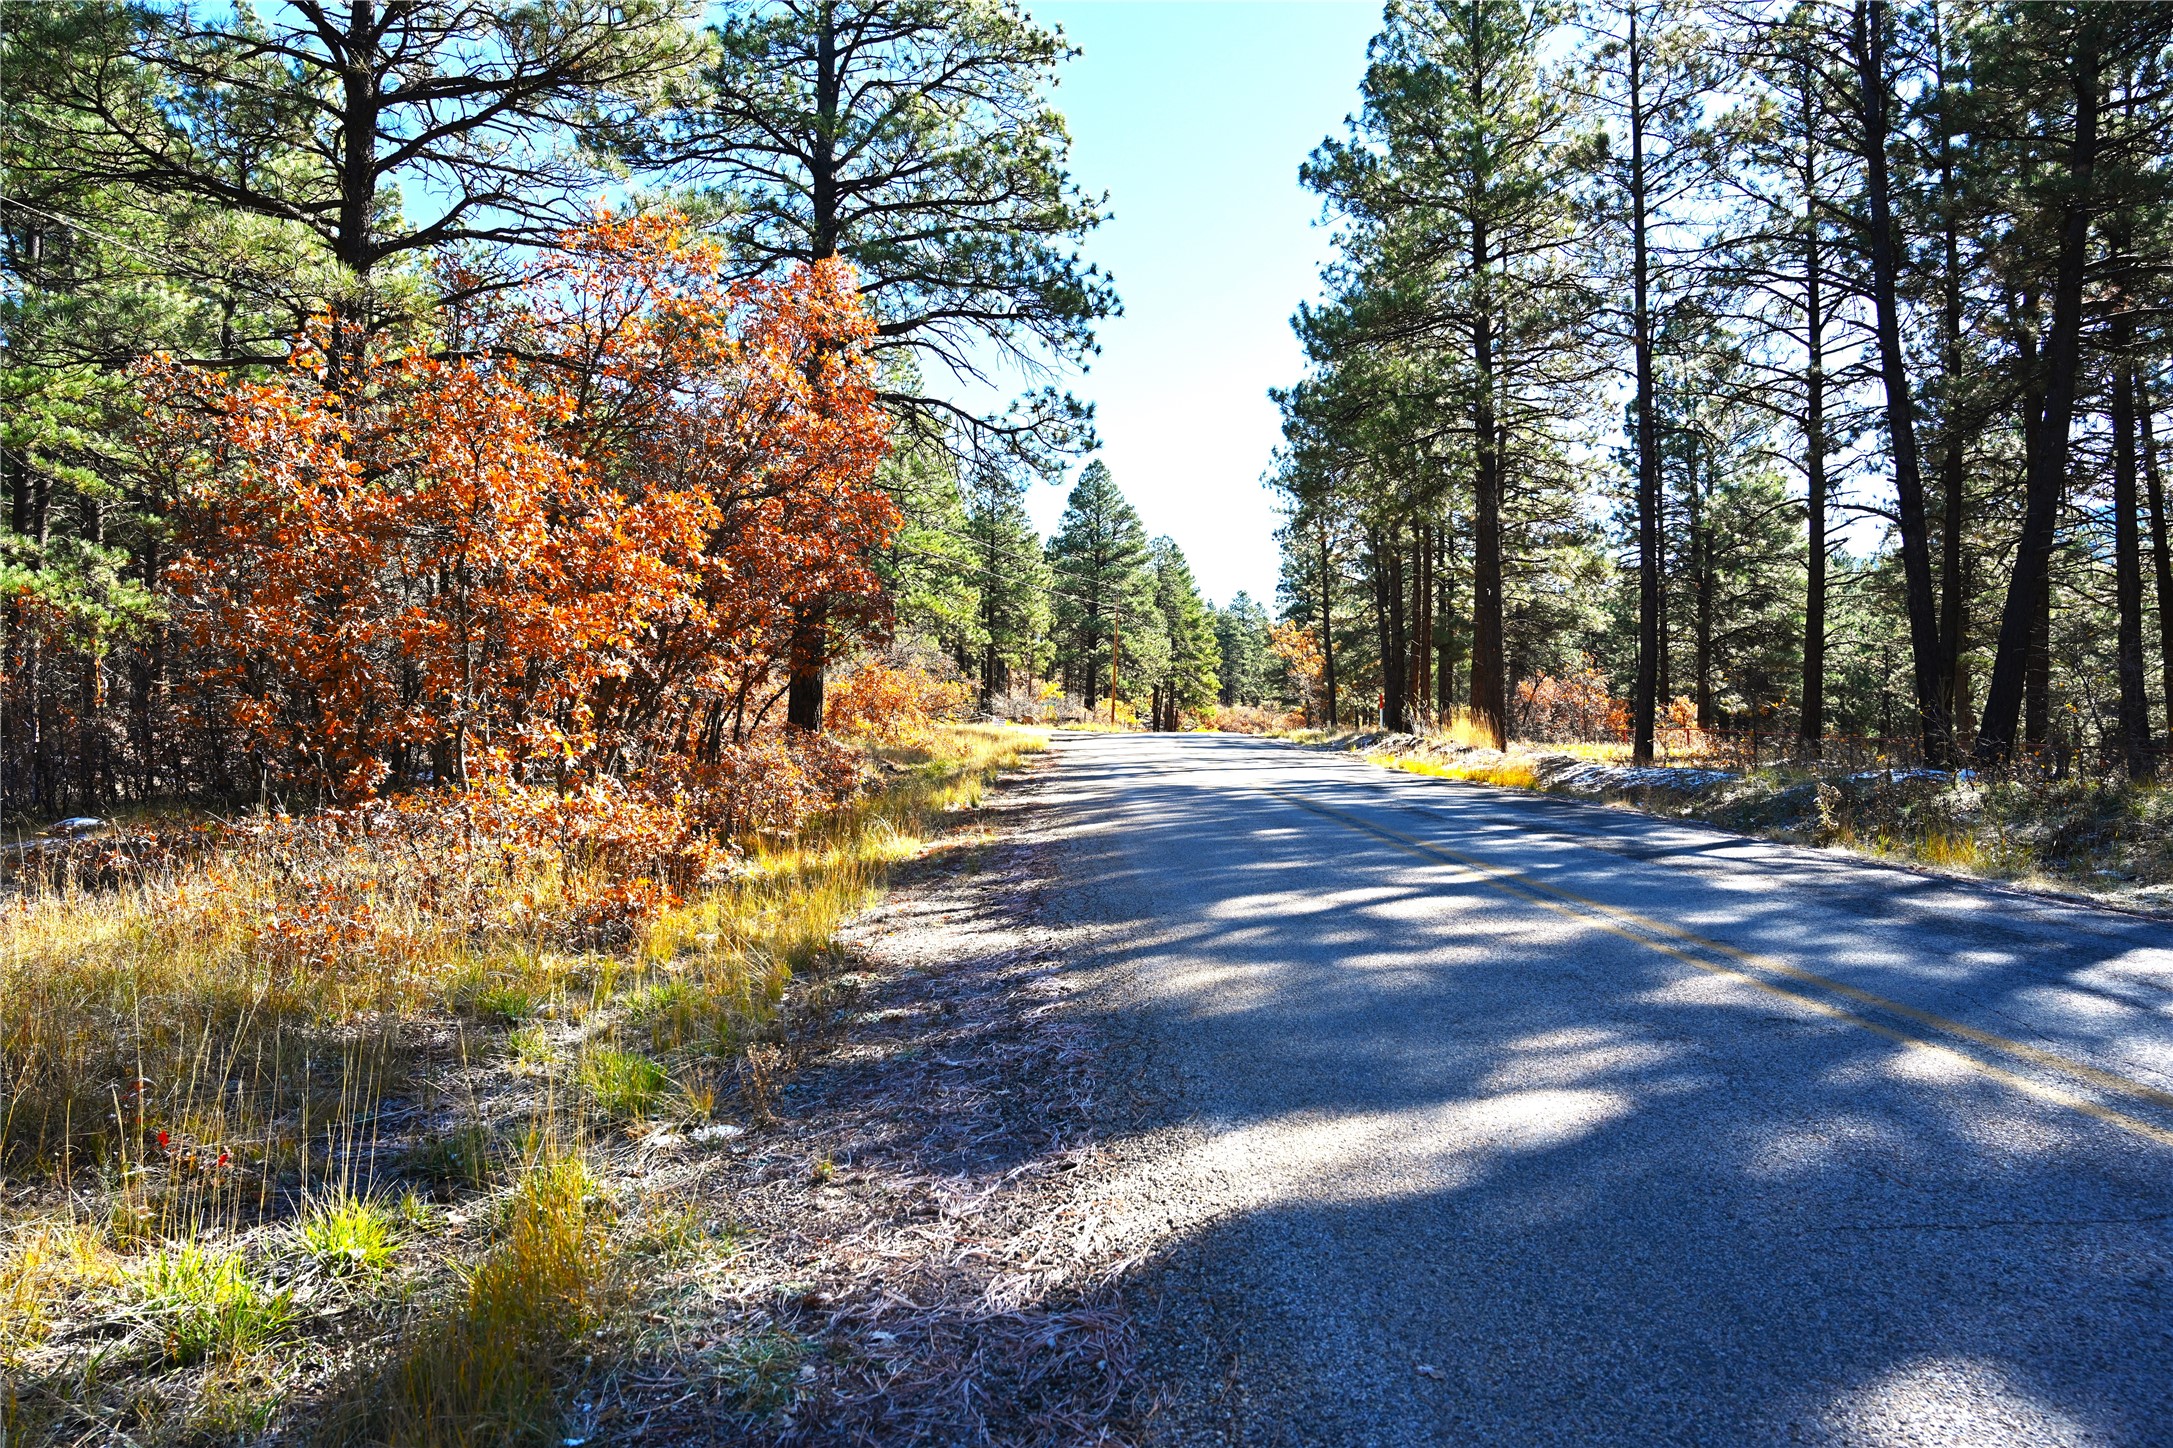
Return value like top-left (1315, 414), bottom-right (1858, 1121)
top-left (1377, 753), bottom-right (1542, 791)
top-left (327, 1153), bottom-right (619, 1447)
top-left (1, 1220), bottom-right (119, 1362)
top-left (1906, 830), bottom-right (1985, 873)
top-left (1434, 713), bottom-right (1500, 752)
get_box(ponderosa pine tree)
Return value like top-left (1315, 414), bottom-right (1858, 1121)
top-left (962, 466), bottom-right (1052, 706)
top-left (1144, 537), bottom-right (1222, 731)
top-left (1215, 593), bottom-right (1277, 708)
top-left (13, 0), bottom-right (704, 372)
top-left (1843, 0), bottom-right (1952, 763)
top-left (1652, 310), bottom-right (1803, 728)
top-left (1045, 460), bottom-right (1148, 712)
top-left (1973, 4), bottom-right (2173, 766)
top-left (1706, 0), bottom-right (1874, 757)
top-left (1273, 477), bottom-right (1367, 730)
top-left (875, 433), bottom-right (982, 674)
top-left (1582, 0), bottom-right (1714, 764)
top-left (1303, 0), bottom-right (1581, 748)
top-left (627, 0), bottom-right (1115, 727)
top-left (1896, 0), bottom-right (1993, 747)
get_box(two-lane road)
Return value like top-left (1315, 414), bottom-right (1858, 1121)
top-left (1042, 731), bottom-right (2173, 1446)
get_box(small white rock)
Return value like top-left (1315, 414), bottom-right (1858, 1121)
top-left (690, 1123), bottom-right (746, 1143)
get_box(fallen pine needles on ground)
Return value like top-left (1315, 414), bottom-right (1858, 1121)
top-left (580, 788), bottom-right (1149, 1444)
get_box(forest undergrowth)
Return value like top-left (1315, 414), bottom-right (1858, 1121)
top-left (0, 723), bottom-right (1045, 1445)
top-left (1338, 731), bottom-right (2173, 912)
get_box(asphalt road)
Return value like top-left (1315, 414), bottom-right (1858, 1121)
top-left (1041, 731), bottom-right (2173, 1448)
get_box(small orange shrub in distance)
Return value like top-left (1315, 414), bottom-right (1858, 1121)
top-left (824, 661), bottom-right (971, 743)
top-left (1511, 661), bottom-right (1626, 744)
top-left (1658, 696), bottom-right (1713, 758)
top-left (1268, 621), bottom-right (1325, 723)
top-left (1207, 704), bottom-right (1301, 734)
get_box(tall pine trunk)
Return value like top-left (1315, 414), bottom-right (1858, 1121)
top-left (1379, 528), bottom-right (1408, 731)
top-left (1628, 7), bottom-right (1663, 767)
top-left (2141, 382), bottom-right (2173, 736)
top-left (2025, 567), bottom-right (2052, 757)
top-left (1691, 458), bottom-right (1714, 730)
top-left (1977, 20), bottom-right (2100, 765)
top-left (1436, 512), bottom-right (1459, 716)
top-left (1800, 62), bottom-right (1829, 756)
top-left (1933, 12), bottom-right (1972, 749)
top-left (326, 0), bottom-right (386, 389)
top-left (787, 2), bottom-right (844, 731)
top-left (1470, 235), bottom-right (1507, 748)
top-left (1319, 518), bottom-right (1339, 728)
top-left (1853, 0), bottom-right (1952, 763)
top-left (1464, 13), bottom-right (1508, 752)
top-left (2113, 355), bottom-right (2154, 776)
top-left (2012, 312), bottom-right (2053, 758)
top-left (1411, 525), bottom-right (1433, 719)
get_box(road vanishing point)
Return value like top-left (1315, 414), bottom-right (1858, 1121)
top-left (1044, 731), bottom-right (2173, 1447)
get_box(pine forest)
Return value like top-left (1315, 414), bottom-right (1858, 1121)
top-left (5, 2), bottom-right (2173, 1441)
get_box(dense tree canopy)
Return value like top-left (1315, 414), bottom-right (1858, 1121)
top-left (0, 0), bottom-right (1225, 820)
top-left (616, 0), bottom-right (1117, 726)
top-left (635, 0), bottom-right (1116, 463)
top-left (1277, 0), bottom-right (2173, 778)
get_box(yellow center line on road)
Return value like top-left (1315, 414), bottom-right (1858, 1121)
top-left (1266, 786), bottom-right (2173, 1151)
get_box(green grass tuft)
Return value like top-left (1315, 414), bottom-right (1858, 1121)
top-left (473, 985), bottom-right (541, 1024)
top-left (297, 1190), bottom-right (402, 1277)
top-left (580, 1049), bottom-right (671, 1120)
top-left (130, 1243), bottom-right (296, 1367)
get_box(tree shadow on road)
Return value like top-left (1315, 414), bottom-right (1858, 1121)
top-left (1028, 733), bottom-right (2173, 1447)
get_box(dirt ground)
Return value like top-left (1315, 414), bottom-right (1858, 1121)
top-left (589, 753), bottom-right (1160, 1446)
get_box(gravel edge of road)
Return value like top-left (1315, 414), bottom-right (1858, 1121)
top-left (591, 748), bottom-right (1176, 1446)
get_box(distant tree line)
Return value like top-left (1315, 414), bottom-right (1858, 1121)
top-left (891, 454), bottom-right (1281, 731)
top-left (1276, 0), bottom-right (2173, 778)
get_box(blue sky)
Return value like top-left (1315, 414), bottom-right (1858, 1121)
top-left (1023, 1), bottom-right (1382, 609)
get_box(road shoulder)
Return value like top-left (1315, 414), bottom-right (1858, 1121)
top-left (604, 753), bottom-right (1155, 1444)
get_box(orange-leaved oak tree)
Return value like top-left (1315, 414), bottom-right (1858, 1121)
top-left (140, 214), bottom-right (895, 802)
top-left (515, 215), bottom-right (897, 761)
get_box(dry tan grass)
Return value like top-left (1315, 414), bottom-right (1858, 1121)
top-left (323, 1152), bottom-right (622, 1447)
top-left (0, 723), bottom-right (1047, 1445)
top-left (1352, 732), bottom-right (2173, 906)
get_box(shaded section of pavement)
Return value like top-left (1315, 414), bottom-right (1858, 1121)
top-left (1044, 732), bottom-right (2173, 1447)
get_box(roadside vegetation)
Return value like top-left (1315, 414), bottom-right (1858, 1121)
top-left (5, 3), bottom-right (1109, 1437)
top-left (1, 718), bottom-right (1044, 1444)
top-left (1340, 719), bottom-right (2173, 911)
top-left (1260, 3), bottom-right (2173, 797)
top-left (0, 0), bottom-right (1231, 1439)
